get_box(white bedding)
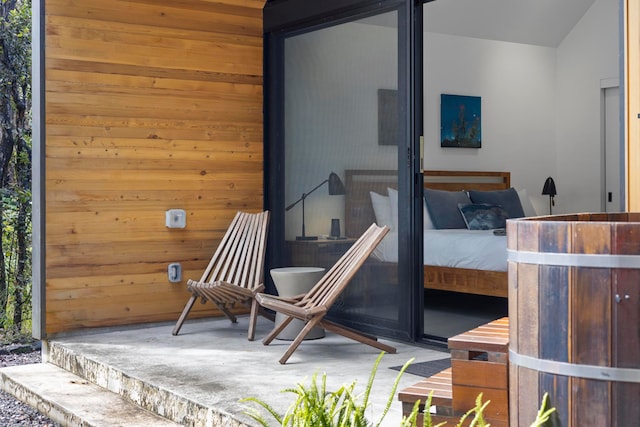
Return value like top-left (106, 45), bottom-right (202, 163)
top-left (374, 229), bottom-right (507, 272)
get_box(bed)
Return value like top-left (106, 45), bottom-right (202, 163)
top-left (344, 169), bottom-right (516, 298)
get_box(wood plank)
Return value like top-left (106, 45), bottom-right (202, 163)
top-left (572, 378), bottom-right (610, 426)
top-left (45, 301), bottom-right (230, 331)
top-left (46, 137), bottom-right (262, 159)
top-left (452, 385), bottom-right (508, 420)
top-left (45, 158), bottom-right (263, 177)
top-left (508, 362), bottom-right (518, 427)
top-left (571, 267), bottom-right (611, 366)
top-left (448, 317), bottom-right (509, 353)
top-left (517, 263), bottom-right (539, 358)
top-left (540, 372), bottom-right (569, 427)
top-left (46, 14), bottom-right (263, 48)
top-left (45, 192), bottom-right (260, 208)
top-left (46, 92), bottom-right (262, 123)
top-left (47, 58), bottom-right (263, 86)
top-left (46, 70), bottom-right (263, 100)
top-left (451, 359), bottom-right (507, 390)
top-left (539, 265), bottom-right (568, 361)
top-left (46, 120), bottom-right (263, 142)
top-left (613, 269), bottom-right (640, 367)
top-left (423, 266), bottom-right (507, 297)
top-left (44, 259), bottom-right (213, 280)
top-left (47, 0), bottom-right (263, 37)
top-left (398, 368), bottom-right (453, 407)
top-left (613, 383), bottom-right (640, 426)
top-left (516, 366), bottom-right (539, 426)
top-left (46, 33), bottom-right (261, 77)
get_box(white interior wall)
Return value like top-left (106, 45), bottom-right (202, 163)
top-left (284, 0), bottom-right (619, 240)
top-left (423, 33), bottom-right (557, 216)
top-left (555, 0), bottom-right (619, 214)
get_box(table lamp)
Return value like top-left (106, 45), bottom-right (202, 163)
top-left (286, 172), bottom-right (346, 240)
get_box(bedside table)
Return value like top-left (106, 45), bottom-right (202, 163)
top-left (286, 238), bottom-right (356, 270)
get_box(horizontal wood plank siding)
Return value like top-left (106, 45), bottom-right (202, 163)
top-left (44, 0), bottom-right (265, 333)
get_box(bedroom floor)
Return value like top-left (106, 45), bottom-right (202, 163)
top-left (423, 290), bottom-right (508, 340)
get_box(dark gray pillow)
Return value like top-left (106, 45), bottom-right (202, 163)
top-left (424, 188), bottom-right (472, 229)
top-left (458, 203), bottom-right (509, 230)
top-left (468, 188), bottom-right (525, 219)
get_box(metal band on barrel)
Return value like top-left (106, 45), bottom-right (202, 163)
top-left (509, 350), bottom-right (640, 383)
top-left (507, 250), bottom-right (640, 269)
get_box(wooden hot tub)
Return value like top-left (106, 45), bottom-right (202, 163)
top-left (507, 213), bottom-right (640, 426)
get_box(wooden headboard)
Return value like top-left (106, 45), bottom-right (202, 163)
top-left (344, 169), bottom-right (510, 238)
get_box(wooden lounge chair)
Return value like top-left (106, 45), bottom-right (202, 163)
top-left (255, 223), bottom-right (395, 364)
top-left (172, 210), bottom-right (270, 340)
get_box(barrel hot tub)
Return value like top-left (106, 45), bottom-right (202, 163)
top-left (507, 213), bottom-right (640, 426)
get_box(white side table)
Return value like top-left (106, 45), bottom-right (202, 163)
top-left (270, 267), bottom-right (326, 340)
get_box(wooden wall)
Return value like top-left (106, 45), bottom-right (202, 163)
top-left (42, 0), bottom-right (265, 334)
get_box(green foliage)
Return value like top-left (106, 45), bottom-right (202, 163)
top-left (242, 352), bottom-right (413, 427)
top-left (242, 352), bottom-right (556, 427)
top-left (0, 0), bottom-right (32, 333)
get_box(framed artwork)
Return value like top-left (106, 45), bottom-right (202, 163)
top-left (440, 94), bottom-right (481, 148)
top-left (378, 89), bottom-right (397, 146)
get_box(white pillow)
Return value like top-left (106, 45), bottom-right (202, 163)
top-left (372, 187), bottom-right (438, 230)
top-left (387, 187), bottom-right (399, 231)
top-left (517, 188), bottom-right (537, 217)
top-left (369, 191), bottom-right (393, 229)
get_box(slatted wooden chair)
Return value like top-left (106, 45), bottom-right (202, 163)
top-left (255, 222), bottom-right (395, 364)
top-left (172, 210), bottom-right (270, 340)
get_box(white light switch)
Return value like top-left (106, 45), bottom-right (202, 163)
top-left (165, 209), bottom-right (186, 228)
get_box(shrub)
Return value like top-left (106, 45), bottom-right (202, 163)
top-left (242, 352), bottom-right (555, 427)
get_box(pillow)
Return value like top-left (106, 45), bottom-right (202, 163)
top-left (423, 198), bottom-right (435, 230)
top-left (424, 188), bottom-right (472, 229)
top-left (516, 188), bottom-right (537, 217)
top-left (458, 203), bottom-right (510, 230)
top-left (468, 188), bottom-right (525, 219)
top-left (387, 187), bottom-right (399, 231)
top-left (384, 187), bottom-right (436, 230)
top-left (370, 191), bottom-right (393, 229)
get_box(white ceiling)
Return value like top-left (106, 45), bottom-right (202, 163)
top-left (424, 0), bottom-right (597, 47)
top-left (363, 0), bottom-right (598, 47)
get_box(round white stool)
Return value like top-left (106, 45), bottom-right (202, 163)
top-left (270, 267), bottom-right (326, 340)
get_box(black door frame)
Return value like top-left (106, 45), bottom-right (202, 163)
top-left (263, 0), bottom-right (424, 342)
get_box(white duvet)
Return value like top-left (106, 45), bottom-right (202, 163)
top-left (374, 229), bottom-right (508, 272)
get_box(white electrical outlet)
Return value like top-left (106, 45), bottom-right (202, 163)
top-left (168, 263), bottom-right (182, 282)
top-left (165, 209), bottom-right (186, 228)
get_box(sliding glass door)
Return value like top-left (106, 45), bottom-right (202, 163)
top-left (265, 0), bottom-right (423, 341)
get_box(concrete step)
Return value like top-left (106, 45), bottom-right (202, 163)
top-left (0, 362), bottom-right (180, 427)
top-left (44, 341), bottom-right (254, 427)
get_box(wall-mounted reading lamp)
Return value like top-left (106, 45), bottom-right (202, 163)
top-left (286, 172), bottom-right (346, 240)
top-left (542, 177), bottom-right (557, 215)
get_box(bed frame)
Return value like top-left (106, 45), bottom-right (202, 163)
top-left (344, 169), bottom-right (509, 298)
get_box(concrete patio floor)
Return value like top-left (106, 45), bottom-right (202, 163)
top-left (40, 314), bottom-right (449, 426)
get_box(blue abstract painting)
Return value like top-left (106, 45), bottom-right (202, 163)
top-left (440, 94), bottom-right (481, 148)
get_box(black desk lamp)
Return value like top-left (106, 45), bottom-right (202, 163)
top-left (542, 177), bottom-right (557, 215)
top-left (286, 172), bottom-right (346, 241)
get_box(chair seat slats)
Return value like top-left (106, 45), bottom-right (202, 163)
top-left (172, 211), bottom-right (270, 341)
top-left (256, 223), bottom-right (393, 364)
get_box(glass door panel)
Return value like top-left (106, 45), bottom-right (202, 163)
top-left (282, 8), bottom-right (412, 339)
